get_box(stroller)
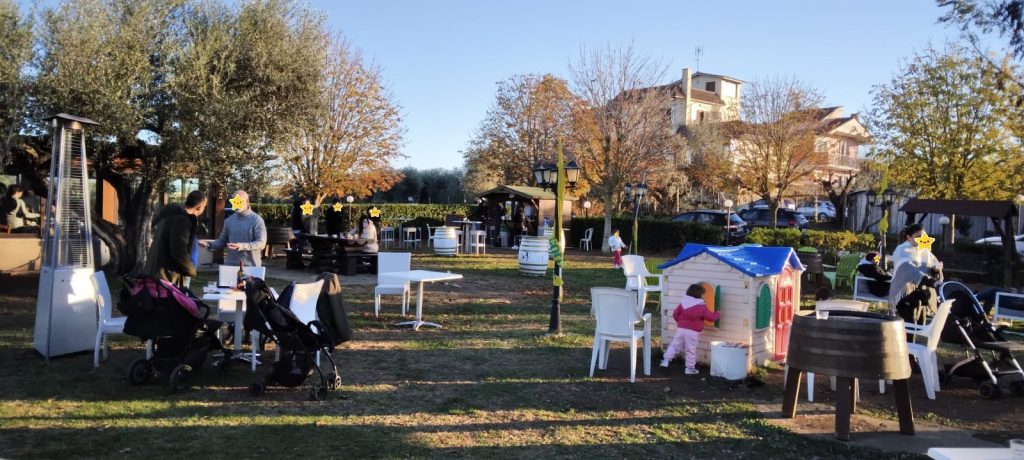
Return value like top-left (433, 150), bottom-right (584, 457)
top-left (119, 275), bottom-right (230, 392)
top-left (243, 277), bottom-right (341, 401)
top-left (937, 281), bottom-right (1024, 398)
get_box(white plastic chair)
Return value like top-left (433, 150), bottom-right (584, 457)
top-left (589, 287), bottom-right (652, 383)
top-left (374, 252), bottom-right (411, 317)
top-left (852, 275), bottom-right (888, 303)
top-left (217, 265), bottom-right (266, 287)
top-left (426, 225), bottom-right (437, 248)
top-left (805, 300), bottom-right (869, 402)
top-left (380, 227), bottom-right (396, 248)
top-left (880, 299), bottom-right (953, 400)
top-left (621, 255), bottom-right (662, 312)
top-left (91, 271), bottom-right (128, 367)
top-left (279, 280), bottom-right (325, 365)
top-left (579, 228), bottom-right (593, 251)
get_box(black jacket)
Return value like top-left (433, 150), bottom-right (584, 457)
top-left (143, 204), bottom-right (198, 283)
top-left (857, 262), bottom-right (891, 298)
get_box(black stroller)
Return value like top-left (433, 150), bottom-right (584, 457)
top-left (938, 281), bottom-right (1024, 398)
top-left (243, 277), bottom-right (342, 401)
top-left (119, 275), bottom-right (230, 392)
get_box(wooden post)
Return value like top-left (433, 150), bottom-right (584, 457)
top-left (834, 377), bottom-right (853, 441)
top-left (893, 379), bottom-right (915, 435)
top-left (781, 367), bottom-right (802, 418)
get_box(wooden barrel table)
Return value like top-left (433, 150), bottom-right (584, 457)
top-left (782, 311), bottom-right (914, 441)
top-left (433, 227), bottom-right (458, 256)
top-left (517, 236), bottom-right (549, 276)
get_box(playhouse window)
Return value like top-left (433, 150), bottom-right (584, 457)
top-left (755, 284), bottom-right (771, 329)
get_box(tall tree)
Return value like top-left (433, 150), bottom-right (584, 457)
top-left (733, 76), bottom-right (826, 227)
top-left (0, 0), bottom-right (33, 169)
top-left (568, 43), bottom-right (683, 251)
top-left (463, 74), bottom-right (579, 187)
top-left (680, 120), bottom-right (735, 211)
top-left (281, 37), bottom-right (405, 223)
top-left (867, 45), bottom-right (1024, 200)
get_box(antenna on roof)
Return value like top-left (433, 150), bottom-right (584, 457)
top-left (695, 46), bottom-right (703, 72)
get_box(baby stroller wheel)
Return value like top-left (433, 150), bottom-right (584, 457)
top-left (127, 358), bottom-right (152, 386)
top-left (169, 364), bottom-right (192, 393)
top-left (979, 382), bottom-right (1002, 399)
top-left (249, 382), bottom-right (266, 396)
top-left (1009, 380), bottom-right (1024, 396)
top-left (325, 372), bottom-right (341, 391)
top-left (309, 385), bottom-right (327, 401)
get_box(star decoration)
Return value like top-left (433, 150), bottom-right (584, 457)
top-left (333, 202), bottom-right (343, 212)
top-left (873, 254), bottom-right (881, 264)
top-left (300, 200), bottom-right (314, 216)
top-left (229, 195), bottom-right (245, 211)
top-left (915, 231), bottom-right (935, 252)
top-left (369, 207), bottom-right (381, 218)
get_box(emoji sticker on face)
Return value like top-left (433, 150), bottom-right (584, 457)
top-left (229, 195), bottom-right (245, 211)
top-left (300, 200), bottom-right (314, 216)
top-left (914, 231), bottom-right (935, 252)
top-left (873, 254), bottom-right (881, 264)
top-left (369, 207), bottom-right (381, 218)
top-left (333, 202), bottom-right (343, 212)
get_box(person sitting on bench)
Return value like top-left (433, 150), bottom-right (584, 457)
top-left (857, 251), bottom-right (891, 298)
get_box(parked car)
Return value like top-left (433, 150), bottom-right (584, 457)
top-left (796, 201), bottom-right (836, 222)
top-left (737, 208), bottom-right (809, 230)
top-left (671, 210), bottom-right (749, 241)
top-left (973, 234), bottom-right (1024, 254)
top-left (745, 198), bottom-right (797, 211)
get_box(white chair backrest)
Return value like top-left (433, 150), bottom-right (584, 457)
top-left (591, 287), bottom-right (641, 337)
top-left (621, 255), bottom-right (646, 289)
top-left (378, 252), bottom-right (412, 287)
top-left (91, 271), bottom-right (113, 321)
top-left (218, 265), bottom-right (267, 287)
top-left (584, 228), bottom-right (593, 240)
top-left (924, 299), bottom-right (954, 351)
top-left (816, 299), bottom-right (869, 312)
top-left (289, 280), bottom-right (324, 325)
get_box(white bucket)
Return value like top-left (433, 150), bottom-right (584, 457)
top-left (518, 236), bottom-right (549, 276)
top-left (434, 227), bottom-right (458, 256)
top-left (709, 341), bottom-right (750, 380)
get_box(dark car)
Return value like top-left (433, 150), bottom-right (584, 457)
top-left (737, 208), bottom-right (809, 230)
top-left (671, 210), bottom-right (749, 241)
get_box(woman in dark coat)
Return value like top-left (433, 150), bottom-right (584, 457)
top-left (857, 251), bottom-right (892, 298)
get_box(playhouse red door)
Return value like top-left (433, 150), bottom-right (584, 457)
top-left (774, 268), bottom-right (795, 361)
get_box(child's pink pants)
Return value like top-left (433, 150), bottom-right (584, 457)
top-left (664, 327), bottom-right (700, 369)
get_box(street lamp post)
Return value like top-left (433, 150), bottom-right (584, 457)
top-left (624, 175), bottom-right (648, 255)
top-left (534, 155), bottom-right (580, 334)
top-left (867, 188), bottom-right (897, 267)
top-left (723, 198), bottom-right (734, 246)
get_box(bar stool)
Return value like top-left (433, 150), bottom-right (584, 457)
top-left (380, 227), bottom-right (395, 248)
top-left (403, 227), bottom-right (420, 249)
top-left (470, 230), bottom-right (487, 255)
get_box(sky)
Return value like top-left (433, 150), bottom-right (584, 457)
top-left (318, 0), bottom-right (965, 171)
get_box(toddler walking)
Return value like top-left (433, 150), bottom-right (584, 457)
top-left (660, 284), bottom-right (720, 375)
top-left (608, 229), bottom-right (625, 268)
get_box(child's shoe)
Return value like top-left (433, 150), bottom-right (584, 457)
top-left (659, 359), bottom-right (670, 368)
top-left (684, 368), bottom-right (699, 375)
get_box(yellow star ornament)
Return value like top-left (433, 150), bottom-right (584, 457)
top-left (300, 200), bottom-right (314, 216)
top-left (369, 207), bottom-right (381, 218)
top-left (229, 194), bottom-right (245, 211)
top-left (873, 254), bottom-right (881, 264)
top-left (915, 231), bottom-right (935, 252)
top-left (332, 202), bottom-right (343, 212)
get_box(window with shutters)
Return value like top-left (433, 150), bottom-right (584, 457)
top-left (755, 284), bottom-right (771, 329)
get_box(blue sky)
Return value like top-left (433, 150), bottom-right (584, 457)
top-left (319, 0), bottom-right (963, 170)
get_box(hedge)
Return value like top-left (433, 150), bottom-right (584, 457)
top-left (250, 203), bottom-right (474, 229)
top-left (568, 217), bottom-right (722, 253)
top-left (745, 228), bottom-right (876, 263)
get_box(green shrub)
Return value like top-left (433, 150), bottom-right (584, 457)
top-left (250, 203), bottom-right (474, 228)
top-left (746, 228), bottom-right (876, 263)
top-left (568, 217), bottom-right (722, 253)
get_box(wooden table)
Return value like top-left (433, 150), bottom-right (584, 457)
top-left (380, 270), bottom-right (463, 330)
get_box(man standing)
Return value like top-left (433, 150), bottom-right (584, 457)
top-left (203, 190), bottom-right (267, 266)
top-left (144, 191), bottom-right (207, 285)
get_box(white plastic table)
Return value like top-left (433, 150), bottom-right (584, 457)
top-left (452, 220), bottom-right (482, 254)
top-left (380, 270), bottom-right (463, 330)
top-left (201, 288), bottom-right (259, 370)
top-left (927, 448), bottom-right (1015, 460)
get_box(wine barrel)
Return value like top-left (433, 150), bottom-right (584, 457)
top-left (787, 311), bottom-right (910, 381)
top-left (434, 227), bottom-right (458, 256)
top-left (797, 251), bottom-right (824, 274)
top-left (518, 236), bottom-right (549, 276)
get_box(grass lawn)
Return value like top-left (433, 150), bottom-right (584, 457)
top-left (0, 250), bottom-right (961, 459)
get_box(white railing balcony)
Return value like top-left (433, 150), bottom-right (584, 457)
top-left (827, 154), bottom-right (860, 169)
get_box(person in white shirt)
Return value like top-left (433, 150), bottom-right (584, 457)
top-left (889, 223), bottom-right (943, 323)
top-left (607, 229), bottom-right (626, 268)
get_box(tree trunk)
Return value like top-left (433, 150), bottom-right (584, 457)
top-left (770, 202), bottom-right (780, 228)
top-left (601, 190), bottom-right (613, 252)
top-left (111, 175), bottom-right (155, 274)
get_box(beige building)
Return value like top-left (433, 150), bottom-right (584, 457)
top-left (666, 68), bottom-right (743, 129)
top-left (807, 106), bottom-right (872, 184)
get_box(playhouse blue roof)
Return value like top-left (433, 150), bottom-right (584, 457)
top-left (657, 243), bottom-right (805, 277)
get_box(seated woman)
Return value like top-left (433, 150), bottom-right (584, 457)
top-left (888, 224), bottom-right (943, 324)
top-left (1, 185), bottom-right (41, 233)
top-left (857, 251), bottom-right (892, 298)
top-left (347, 215), bottom-right (378, 253)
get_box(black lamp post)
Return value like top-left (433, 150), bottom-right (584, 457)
top-left (533, 157), bottom-right (580, 334)
top-left (624, 176), bottom-right (648, 255)
top-left (867, 188), bottom-right (897, 267)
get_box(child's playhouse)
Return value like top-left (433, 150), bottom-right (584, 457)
top-left (657, 244), bottom-right (805, 371)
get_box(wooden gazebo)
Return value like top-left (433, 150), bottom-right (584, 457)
top-left (477, 185), bottom-right (575, 238)
top-left (900, 198), bottom-right (1020, 287)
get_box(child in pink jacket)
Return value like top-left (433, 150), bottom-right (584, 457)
top-left (660, 284), bottom-right (720, 375)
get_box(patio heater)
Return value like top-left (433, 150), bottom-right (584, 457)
top-left (33, 114), bottom-right (100, 360)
